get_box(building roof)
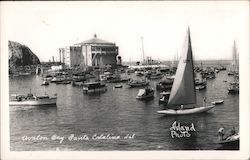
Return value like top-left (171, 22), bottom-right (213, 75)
top-left (75, 34), bottom-right (115, 45)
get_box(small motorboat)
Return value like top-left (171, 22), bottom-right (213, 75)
top-left (149, 73), bottom-right (163, 80)
top-left (135, 71), bottom-right (144, 76)
top-left (72, 81), bottom-right (85, 87)
top-left (228, 83), bottom-right (239, 94)
top-left (114, 84), bottom-right (123, 88)
top-left (217, 133), bottom-right (239, 147)
top-left (136, 88), bottom-right (154, 100)
top-left (83, 82), bottom-right (107, 94)
top-left (228, 71), bottom-right (234, 76)
top-left (127, 79), bottom-right (149, 88)
top-left (19, 72), bottom-right (31, 76)
top-left (195, 85), bottom-right (206, 90)
top-left (156, 78), bottom-right (174, 91)
top-left (41, 80), bottom-right (49, 86)
top-left (56, 80), bottom-right (71, 84)
top-left (211, 100), bottom-right (224, 105)
top-left (158, 91), bottom-right (171, 104)
top-left (9, 92), bottom-right (57, 106)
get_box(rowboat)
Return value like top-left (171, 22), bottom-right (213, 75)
top-left (211, 100), bottom-right (224, 105)
top-left (217, 133), bottom-right (239, 146)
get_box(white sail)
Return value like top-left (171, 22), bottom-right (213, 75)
top-left (230, 41), bottom-right (239, 74)
top-left (233, 41), bottom-right (239, 73)
top-left (167, 28), bottom-right (196, 106)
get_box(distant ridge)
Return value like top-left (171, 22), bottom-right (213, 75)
top-left (8, 41), bottom-right (40, 68)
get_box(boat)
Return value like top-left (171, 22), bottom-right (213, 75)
top-left (211, 100), bottom-right (224, 105)
top-left (218, 65), bottom-right (227, 71)
top-left (127, 79), bottom-right (149, 88)
top-left (114, 84), bottom-right (123, 88)
top-left (135, 71), bottom-right (144, 76)
top-left (228, 41), bottom-right (239, 94)
top-left (227, 71), bottom-right (234, 76)
top-left (19, 72), bottom-right (31, 76)
top-left (9, 92), bottom-right (57, 106)
top-left (72, 73), bottom-right (86, 82)
top-left (228, 83), bottom-right (239, 94)
top-left (99, 72), bottom-right (113, 81)
top-left (136, 88), bottom-right (154, 100)
top-left (202, 68), bottom-right (216, 79)
top-left (217, 133), bottom-right (239, 147)
top-left (41, 80), bottom-right (49, 86)
top-left (228, 41), bottom-right (239, 76)
top-left (100, 72), bottom-right (130, 83)
top-left (82, 81), bottom-right (107, 94)
top-left (157, 28), bottom-right (215, 115)
top-left (156, 77), bottom-right (174, 91)
top-left (195, 72), bottom-right (207, 86)
top-left (72, 81), bottom-right (85, 87)
top-left (206, 73), bottom-right (216, 79)
top-left (195, 84), bottom-right (206, 90)
top-left (159, 91), bottom-right (171, 104)
top-left (42, 76), bottom-right (53, 81)
top-left (55, 80), bottom-right (71, 84)
top-left (51, 77), bottom-right (64, 83)
top-left (149, 73), bottom-right (163, 79)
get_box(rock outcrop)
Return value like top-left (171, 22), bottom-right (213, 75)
top-left (9, 41), bottom-right (40, 67)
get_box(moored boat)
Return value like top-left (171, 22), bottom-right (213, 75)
top-left (127, 79), bottom-right (149, 88)
top-left (135, 71), bottom-right (144, 76)
top-left (136, 88), bottom-right (154, 100)
top-left (156, 77), bottom-right (174, 91)
top-left (228, 81), bottom-right (239, 94)
top-left (83, 82), bottom-right (107, 94)
top-left (114, 84), bottom-right (123, 88)
top-left (41, 80), bottom-right (49, 86)
top-left (9, 92), bottom-right (57, 106)
top-left (228, 85), bottom-right (239, 94)
top-left (211, 100), bottom-right (224, 105)
top-left (51, 77), bottom-right (64, 83)
top-left (195, 84), bottom-right (206, 90)
top-left (19, 72), bottom-right (31, 76)
top-left (149, 73), bottom-right (163, 79)
top-left (72, 81), bottom-right (85, 87)
top-left (158, 91), bottom-right (170, 104)
top-left (55, 80), bottom-right (71, 84)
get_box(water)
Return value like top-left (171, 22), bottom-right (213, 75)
top-left (9, 70), bottom-right (239, 151)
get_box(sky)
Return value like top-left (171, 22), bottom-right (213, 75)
top-left (1, 1), bottom-right (249, 62)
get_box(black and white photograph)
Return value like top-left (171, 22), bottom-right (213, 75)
top-left (1, 1), bottom-right (249, 160)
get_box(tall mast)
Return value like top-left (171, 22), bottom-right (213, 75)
top-left (141, 37), bottom-right (145, 64)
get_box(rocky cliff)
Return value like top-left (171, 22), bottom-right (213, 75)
top-left (9, 41), bottom-right (40, 67)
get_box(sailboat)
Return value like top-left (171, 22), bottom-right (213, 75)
top-left (228, 41), bottom-right (239, 76)
top-left (157, 28), bottom-right (215, 115)
top-left (228, 41), bottom-right (239, 94)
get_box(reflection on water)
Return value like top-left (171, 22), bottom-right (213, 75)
top-left (9, 71), bottom-right (239, 150)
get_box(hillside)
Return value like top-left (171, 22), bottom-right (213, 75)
top-left (9, 41), bottom-right (40, 68)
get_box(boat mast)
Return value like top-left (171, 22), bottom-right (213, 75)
top-left (141, 37), bottom-right (145, 64)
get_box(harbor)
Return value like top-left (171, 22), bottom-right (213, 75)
top-left (9, 60), bottom-right (239, 150)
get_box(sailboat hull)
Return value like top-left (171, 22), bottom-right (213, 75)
top-left (157, 105), bottom-right (214, 115)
